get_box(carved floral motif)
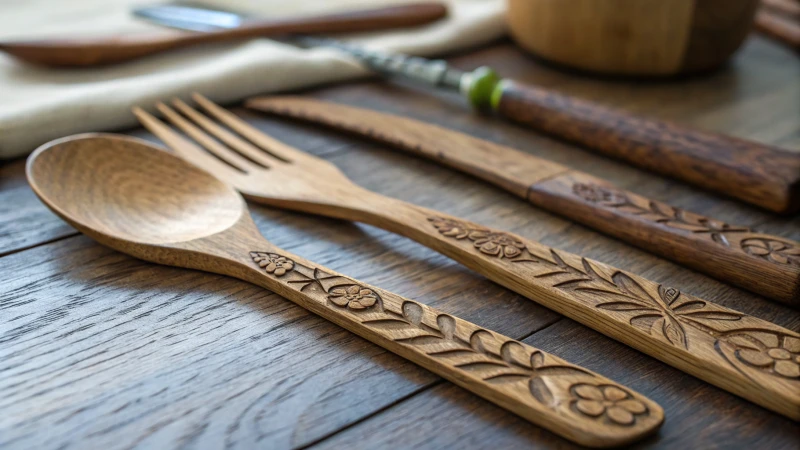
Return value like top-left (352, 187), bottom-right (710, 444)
top-left (430, 217), bottom-right (524, 258)
top-left (328, 285), bottom-right (379, 310)
top-left (741, 238), bottom-right (800, 266)
top-left (251, 252), bottom-right (295, 276)
top-left (426, 217), bottom-right (800, 384)
top-left (571, 183), bottom-right (800, 262)
top-left (718, 330), bottom-right (800, 379)
top-left (570, 384), bottom-right (648, 426)
top-left (249, 250), bottom-right (652, 426)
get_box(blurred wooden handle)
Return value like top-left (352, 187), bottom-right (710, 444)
top-left (0, 2), bottom-right (448, 67)
top-left (755, 6), bottom-right (800, 49)
top-left (495, 81), bottom-right (800, 214)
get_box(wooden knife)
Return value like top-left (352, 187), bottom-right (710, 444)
top-left (132, 4), bottom-right (800, 214)
top-left (246, 96), bottom-right (800, 307)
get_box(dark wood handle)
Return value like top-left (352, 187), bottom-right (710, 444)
top-left (528, 171), bottom-right (800, 306)
top-left (0, 3), bottom-right (448, 67)
top-left (495, 81), bottom-right (800, 214)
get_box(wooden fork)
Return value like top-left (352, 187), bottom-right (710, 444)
top-left (134, 94), bottom-right (800, 421)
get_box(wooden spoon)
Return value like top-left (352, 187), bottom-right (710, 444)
top-left (25, 133), bottom-right (664, 448)
top-left (0, 3), bottom-right (447, 67)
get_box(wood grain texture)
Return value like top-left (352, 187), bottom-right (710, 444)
top-left (0, 2), bottom-right (447, 67)
top-left (244, 96), bottom-right (800, 305)
top-left (495, 81), bottom-right (800, 214)
top-left (506, 0), bottom-right (758, 76)
top-left (2, 39), bottom-right (799, 449)
top-left (680, 0), bottom-right (761, 72)
top-left (24, 134), bottom-right (663, 447)
top-left (136, 95), bottom-right (800, 420)
top-left (0, 160), bottom-right (75, 256)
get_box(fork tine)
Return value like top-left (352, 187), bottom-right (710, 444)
top-left (171, 98), bottom-right (276, 169)
top-left (192, 92), bottom-right (310, 163)
top-left (156, 102), bottom-right (256, 173)
top-left (133, 106), bottom-right (244, 183)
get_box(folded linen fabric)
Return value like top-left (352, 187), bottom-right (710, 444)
top-left (0, 0), bottom-right (505, 159)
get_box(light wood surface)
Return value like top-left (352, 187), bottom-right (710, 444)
top-left (506, 0), bottom-right (759, 76)
top-left (0, 3), bottom-right (447, 67)
top-left (2, 39), bottom-right (798, 449)
top-left (25, 134), bottom-right (664, 448)
top-left (244, 96), bottom-right (800, 306)
top-left (135, 94), bottom-right (800, 420)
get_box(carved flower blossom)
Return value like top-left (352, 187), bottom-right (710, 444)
top-left (429, 217), bottom-right (469, 239)
top-left (733, 333), bottom-right (800, 378)
top-left (741, 238), bottom-right (800, 266)
top-left (571, 384), bottom-right (647, 426)
top-left (572, 183), bottom-right (627, 206)
top-left (328, 285), bottom-right (378, 310)
top-left (252, 253), bottom-right (295, 277)
top-left (468, 230), bottom-right (526, 258)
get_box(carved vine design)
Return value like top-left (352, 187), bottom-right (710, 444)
top-left (571, 183), bottom-right (800, 266)
top-left (426, 218), bottom-right (800, 382)
top-left (249, 251), bottom-right (651, 425)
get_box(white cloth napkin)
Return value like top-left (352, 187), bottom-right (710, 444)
top-left (0, 0), bottom-right (506, 159)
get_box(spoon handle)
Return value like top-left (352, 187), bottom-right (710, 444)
top-left (227, 244), bottom-right (663, 447)
top-left (341, 194), bottom-right (800, 420)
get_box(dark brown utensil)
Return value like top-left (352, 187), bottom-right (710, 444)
top-left (0, 3), bottom-right (447, 67)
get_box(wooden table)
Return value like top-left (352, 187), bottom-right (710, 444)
top-left (1, 37), bottom-right (799, 449)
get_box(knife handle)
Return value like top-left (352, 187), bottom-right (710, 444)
top-left (527, 171), bottom-right (800, 306)
top-left (493, 81), bottom-right (800, 214)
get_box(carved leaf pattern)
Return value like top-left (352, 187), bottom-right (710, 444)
top-left (425, 217), bottom-right (800, 385)
top-left (250, 250), bottom-right (650, 425)
top-left (570, 183), bottom-right (800, 261)
top-left (426, 218), bottom-right (747, 351)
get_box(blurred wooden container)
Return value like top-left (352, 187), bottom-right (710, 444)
top-left (506, 0), bottom-right (760, 76)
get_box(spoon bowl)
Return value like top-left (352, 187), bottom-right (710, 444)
top-left (27, 133), bottom-right (245, 252)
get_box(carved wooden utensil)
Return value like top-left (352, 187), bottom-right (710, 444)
top-left (245, 97), bottom-right (800, 307)
top-left (0, 3), bottom-right (446, 67)
top-left (133, 5), bottom-right (800, 214)
top-left (26, 133), bottom-right (664, 448)
top-left (135, 94), bottom-right (800, 420)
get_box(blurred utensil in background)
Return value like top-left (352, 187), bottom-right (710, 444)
top-left (756, 0), bottom-right (800, 50)
top-left (0, 2), bottom-right (447, 67)
top-left (134, 4), bottom-right (800, 214)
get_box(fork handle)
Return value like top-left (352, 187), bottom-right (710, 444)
top-left (341, 192), bottom-right (800, 420)
top-left (216, 239), bottom-right (664, 447)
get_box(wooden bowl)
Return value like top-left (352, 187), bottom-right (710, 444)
top-left (506, 0), bottom-right (760, 76)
